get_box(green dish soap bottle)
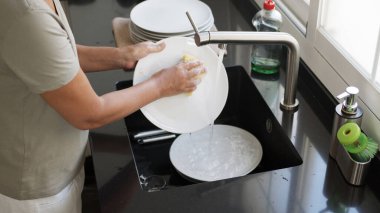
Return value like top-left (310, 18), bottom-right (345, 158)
top-left (251, 0), bottom-right (283, 75)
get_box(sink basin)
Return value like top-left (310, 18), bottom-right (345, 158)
top-left (116, 66), bottom-right (302, 191)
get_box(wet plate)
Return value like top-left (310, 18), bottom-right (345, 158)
top-left (133, 37), bottom-right (228, 134)
top-left (169, 125), bottom-right (263, 182)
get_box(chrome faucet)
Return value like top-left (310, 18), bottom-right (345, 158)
top-left (186, 12), bottom-right (300, 111)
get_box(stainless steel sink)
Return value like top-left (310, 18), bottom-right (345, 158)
top-left (116, 65), bottom-right (303, 192)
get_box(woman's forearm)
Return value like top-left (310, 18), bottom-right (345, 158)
top-left (76, 44), bottom-right (124, 72)
top-left (41, 70), bottom-right (162, 130)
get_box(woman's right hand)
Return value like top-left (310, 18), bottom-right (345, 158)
top-left (151, 60), bottom-right (207, 97)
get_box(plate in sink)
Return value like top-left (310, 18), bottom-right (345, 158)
top-left (169, 125), bottom-right (263, 182)
top-left (133, 36), bottom-right (228, 134)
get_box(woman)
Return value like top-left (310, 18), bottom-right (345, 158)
top-left (0, 0), bottom-right (204, 212)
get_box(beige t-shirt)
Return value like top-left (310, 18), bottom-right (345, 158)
top-left (0, 0), bottom-right (88, 200)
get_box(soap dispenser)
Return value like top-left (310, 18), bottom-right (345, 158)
top-left (329, 86), bottom-right (371, 186)
top-left (330, 86), bottom-right (363, 159)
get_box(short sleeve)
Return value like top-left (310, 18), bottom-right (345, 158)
top-left (1, 11), bottom-right (80, 94)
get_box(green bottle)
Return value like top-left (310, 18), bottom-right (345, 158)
top-left (251, 0), bottom-right (283, 75)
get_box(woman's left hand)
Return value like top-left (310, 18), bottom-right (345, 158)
top-left (120, 41), bottom-right (165, 70)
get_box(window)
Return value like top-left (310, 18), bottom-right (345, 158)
top-left (319, 0), bottom-right (380, 86)
top-left (277, 0), bottom-right (309, 31)
top-left (251, 0), bottom-right (380, 146)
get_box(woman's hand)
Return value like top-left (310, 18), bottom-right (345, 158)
top-left (120, 41), bottom-right (166, 70)
top-left (76, 42), bottom-right (165, 72)
top-left (151, 60), bottom-right (207, 97)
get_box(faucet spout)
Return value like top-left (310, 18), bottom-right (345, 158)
top-left (195, 31), bottom-right (300, 111)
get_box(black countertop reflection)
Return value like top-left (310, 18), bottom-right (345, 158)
top-left (68, 0), bottom-right (380, 212)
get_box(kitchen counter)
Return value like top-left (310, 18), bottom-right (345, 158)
top-left (68, 0), bottom-right (380, 212)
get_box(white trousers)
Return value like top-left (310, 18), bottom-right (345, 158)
top-left (0, 168), bottom-right (84, 213)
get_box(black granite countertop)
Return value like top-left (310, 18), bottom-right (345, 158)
top-left (68, 0), bottom-right (380, 212)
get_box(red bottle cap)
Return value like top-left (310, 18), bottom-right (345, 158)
top-left (263, 0), bottom-right (275, 10)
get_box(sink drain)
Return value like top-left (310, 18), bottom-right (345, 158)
top-left (139, 175), bottom-right (167, 192)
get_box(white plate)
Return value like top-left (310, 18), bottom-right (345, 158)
top-left (130, 0), bottom-right (213, 34)
top-left (169, 125), bottom-right (263, 182)
top-left (130, 18), bottom-right (214, 41)
top-left (133, 37), bottom-right (228, 134)
top-left (131, 13), bottom-right (214, 37)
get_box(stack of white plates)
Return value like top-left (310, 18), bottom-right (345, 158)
top-left (129, 0), bottom-right (214, 43)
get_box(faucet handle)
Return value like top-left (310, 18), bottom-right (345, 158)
top-left (186, 11), bottom-right (199, 34)
top-left (337, 86), bottom-right (359, 115)
top-left (186, 11), bottom-right (204, 46)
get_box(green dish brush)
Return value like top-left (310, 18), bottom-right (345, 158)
top-left (337, 122), bottom-right (379, 162)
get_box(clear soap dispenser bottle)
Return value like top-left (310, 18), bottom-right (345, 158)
top-left (251, 0), bottom-right (283, 75)
top-left (330, 86), bottom-right (363, 159)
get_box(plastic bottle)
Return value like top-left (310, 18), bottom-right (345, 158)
top-left (251, 0), bottom-right (283, 75)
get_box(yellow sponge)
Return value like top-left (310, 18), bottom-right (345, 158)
top-left (182, 54), bottom-right (206, 95)
top-left (182, 54), bottom-right (206, 79)
top-left (182, 54), bottom-right (197, 62)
